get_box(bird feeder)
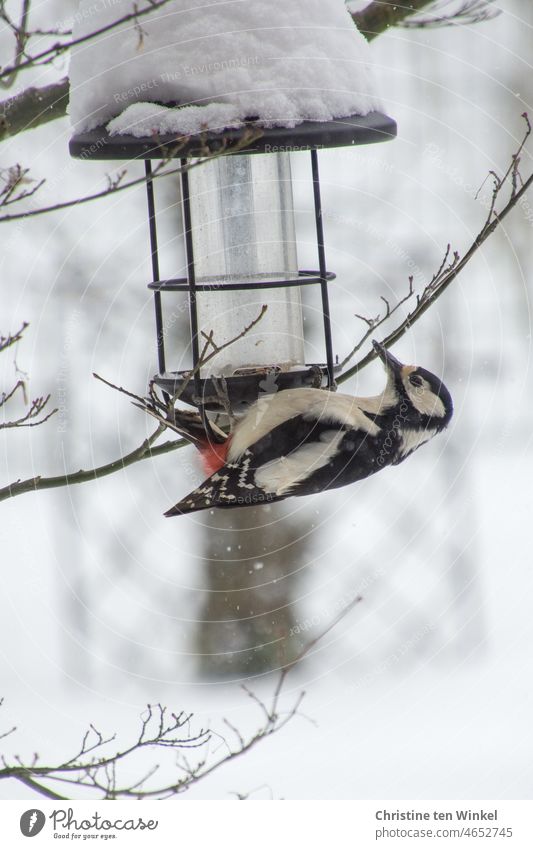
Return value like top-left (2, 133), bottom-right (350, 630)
top-left (70, 113), bottom-right (396, 412)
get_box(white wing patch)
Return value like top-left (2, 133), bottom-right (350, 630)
top-left (254, 430), bottom-right (344, 496)
top-left (228, 389), bottom-right (379, 461)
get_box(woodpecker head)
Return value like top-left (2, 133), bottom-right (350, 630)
top-left (372, 340), bottom-right (453, 431)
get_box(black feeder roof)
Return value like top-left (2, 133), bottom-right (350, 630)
top-left (69, 111), bottom-right (397, 160)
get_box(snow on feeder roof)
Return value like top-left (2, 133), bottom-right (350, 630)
top-left (68, 0), bottom-right (384, 137)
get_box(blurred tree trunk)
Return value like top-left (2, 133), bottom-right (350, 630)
top-left (195, 504), bottom-right (309, 678)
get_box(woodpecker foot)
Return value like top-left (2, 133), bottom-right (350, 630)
top-left (195, 376), bottom-right (236, 427)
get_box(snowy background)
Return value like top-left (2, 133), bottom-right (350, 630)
top-left (1, 0), bottom-right (533, 799)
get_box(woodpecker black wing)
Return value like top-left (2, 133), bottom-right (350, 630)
top-left (250, 414), bottom-right (400, 497)
top-left (164, 410), bottom-right (398, 515)
top-left (164, 448), bottom-right (285, 516)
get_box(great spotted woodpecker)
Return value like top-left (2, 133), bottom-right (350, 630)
top-left (160, 341), bottom-right (453, 516)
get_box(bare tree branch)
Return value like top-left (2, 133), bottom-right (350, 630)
top-left (0, 596), bottom-right (361, 799)
top-left (95, 303), bottom-right (268, 437)
top-left (0, 0), bottom-right (32, 90)
top-left (339, 278), bottom-right (415, 369)
top-left (0, 128), bottom-right (262, 223)
top-left (0, 322), bottom-right (58, 428)
top-left (0, 160), bottom-right (176, 224)
top-left (0, 384), bottom-right (57, 429)
top-left (0, 424), bottom-right (184, 504)
top-left (0, 77), bottom-right (69, 141)
top-left (0, 322), bottom-right (28, 353)
top-left (0, 0), bottom-right (176, 83)
top-left (14, 773), bottom-right (68, 800)
top-left (0, 164), bottom-right (45, 206)
top-left (0, 302), bottom-right (268, 504)
top-left (338, 113), bottom-right (533, 382)
top-left (0, 704), bottom-right (210, 800)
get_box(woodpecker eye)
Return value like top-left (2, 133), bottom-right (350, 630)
top-left (409, 374), bottom-right (424, 388)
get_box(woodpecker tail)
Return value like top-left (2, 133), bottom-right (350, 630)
top-left (164, 453), bottom-right (283, 516)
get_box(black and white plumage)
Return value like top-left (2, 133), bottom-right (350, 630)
top-left (164, 341), bottom-right (453, 516)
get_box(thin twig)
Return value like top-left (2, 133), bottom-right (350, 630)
top-left (338, 113), bottom-right (533, 382)
top-left (0, 129), bottom-right (262, 224)
top-left (340, 278), bottom-right (414, 369)
top-left (0, 0), bottom-right (31, 89)
top-left (98, 304), bottom-right (268, 438)
top-left (0, 0), bottom-right (176, 82)
top-left (0, 322), bottom-right (28, 352)
top-left (0, 596), bottom-right (361, 800)
top-left (0, 425), bottom-right (185, 504)
top-left (0, 392), bottom-right (57, 429)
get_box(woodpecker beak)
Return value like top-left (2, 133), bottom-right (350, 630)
top-left (372, 340), bottom-right (403, 376)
